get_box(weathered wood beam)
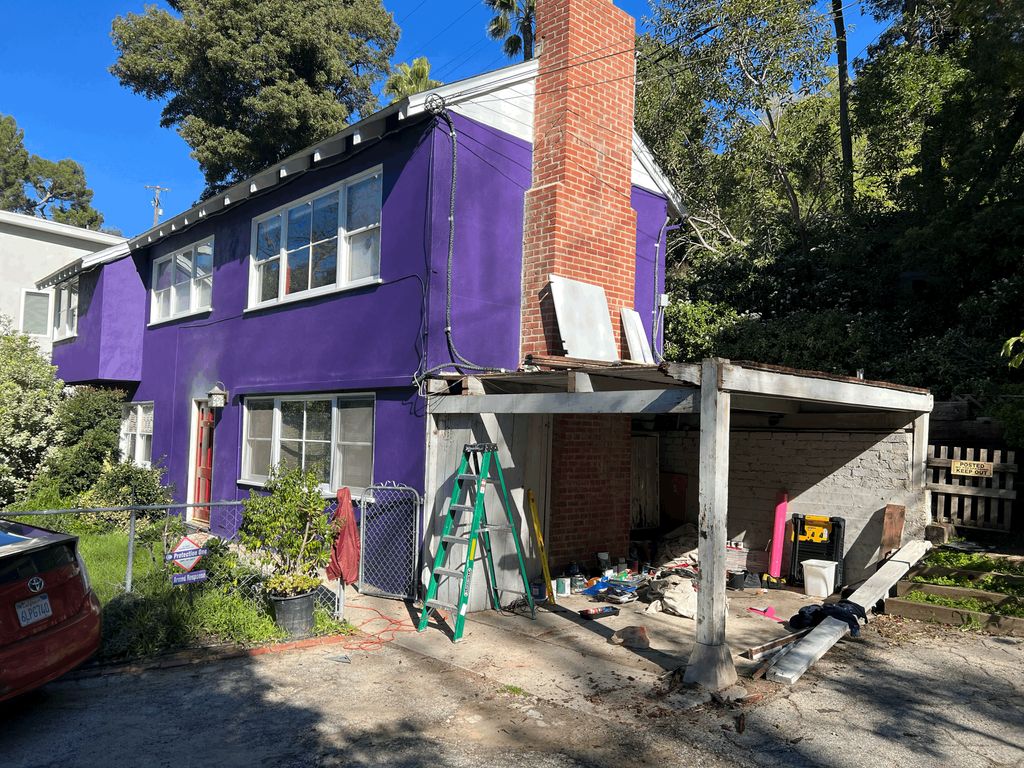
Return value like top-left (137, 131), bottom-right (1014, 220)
top-left (730, 395), bottom-right (800, 414)
top-left (684, 359), bottom-right (737, 690)
top-left (427, 389), bottom-right (699, 415)
top-left (720, 362), bottom-right (934, 413)
top-left (924, 484), bottom-right (1017, 500)
top-left (567, 372), bottom-right (593, 393)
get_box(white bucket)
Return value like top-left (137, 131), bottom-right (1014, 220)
top-left (801, 559), bottom-right (838, 598)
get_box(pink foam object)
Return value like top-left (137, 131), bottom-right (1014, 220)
top-left (769, 490), bottom-right (788, 578)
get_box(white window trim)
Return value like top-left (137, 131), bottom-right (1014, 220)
top-left (247, 165), bottom-right (382, 311)
top-left (120, 402), bottom-right (154, 468)
top-left (149, 236), bottom-right (214, 325)
top-left (52, 276), bottom-right (79, 341)
top-left (20, 288), bottom-right (51, 338)
top-left (239, 392), bottom-right (375, 495)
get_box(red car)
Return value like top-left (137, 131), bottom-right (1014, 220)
top-left (0, 519), bottom-right (101, 701)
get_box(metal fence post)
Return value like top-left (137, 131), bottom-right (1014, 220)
top-left (125, 509), bottom-right (136, 594)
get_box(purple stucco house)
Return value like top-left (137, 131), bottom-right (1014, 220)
top-left (40, 58), bottom-right (681, 537)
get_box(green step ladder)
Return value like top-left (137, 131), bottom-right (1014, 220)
top-left (418, 442), bottom-right (536, 642)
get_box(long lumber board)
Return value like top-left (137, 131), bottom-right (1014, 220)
top-left (767, 540), bottom-right (931, 685)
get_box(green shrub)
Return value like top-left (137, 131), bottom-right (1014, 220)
top-left (0, 316), bottom-right (63, 506)
top-left (240, 466), bottom-right (332, 588)
top-left (191, 591), bottom-right (285, 645)
top-left (44, 386), bottom-right (125, 498)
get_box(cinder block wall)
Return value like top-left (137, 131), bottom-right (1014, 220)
top-left (546, 414), bottom-right (633, 569)
top-left (660, 429), bottom-right (922, 584)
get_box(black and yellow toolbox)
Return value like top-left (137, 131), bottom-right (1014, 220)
top-left (789, 514), bottom-right (846, 587)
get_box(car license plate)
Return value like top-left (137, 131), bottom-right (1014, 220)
top-left (16, 594), bottom-right (53, 627)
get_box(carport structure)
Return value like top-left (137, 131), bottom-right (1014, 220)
top-left (425, 357), bottom-right (933, 689)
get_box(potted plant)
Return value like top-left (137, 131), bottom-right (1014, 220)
top-left (240, 466), bottom-right (332, 637)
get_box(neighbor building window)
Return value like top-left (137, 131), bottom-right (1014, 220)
top-left (52, 277), bottom-right (78, 340)
top-left (151, 238), bottom-right (214, 322)
top-left (249, 167), bottom-right (382, 308)
top-left (241, 394), bottom-right (374, 493)
top-left (120, 402), bottom-right (154, 467)
top-left (21, 290), bottom-right (51, 336)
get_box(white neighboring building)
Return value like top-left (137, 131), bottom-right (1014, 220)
top-left (0, 210), bottom-right (125, 356)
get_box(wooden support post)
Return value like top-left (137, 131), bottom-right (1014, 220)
top-left (684, 358), bottom-right (738, 690)
top-left (912, 413), bottom-right (930, 523)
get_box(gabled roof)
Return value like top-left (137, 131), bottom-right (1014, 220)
top-left (130, 60), bottom-right (683, 250)
top-left (0, 209), bottom-right (125, 247)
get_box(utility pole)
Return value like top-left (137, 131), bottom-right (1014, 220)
top-left (145, 185), bottom-right (170, 226)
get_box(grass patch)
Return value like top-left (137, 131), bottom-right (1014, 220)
top-left (497, 684), bottom-right (528, 696)
top-left (924, 550), bottom-right (1024, 576)
top-left (313, 607), bottom-right (355, 637)
top-left (910, 572), bottom-right (1024, 598)
top-left (903, 590), bottom-right (1024, 619)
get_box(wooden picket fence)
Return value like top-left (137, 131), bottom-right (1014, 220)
top-left (927, 444), bottom-right (1017, 531)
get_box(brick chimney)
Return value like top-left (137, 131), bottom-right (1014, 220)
top-left (520, 0), bottom-right (638, 361)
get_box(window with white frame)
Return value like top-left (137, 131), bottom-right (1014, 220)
top-left (241, 394), bottom-right (374, 492)
top-left (21, 290), bottom-right (51, 336)
top-left (151, 238), bottom-right (214, 322)
top-left (249, 168), bottom-right (382, 307)
top-left (120, 402), bottom-right (154, 467)
top-left (52, 277), bottom-right (78, 340)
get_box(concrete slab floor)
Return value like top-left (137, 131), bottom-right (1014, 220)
top-left (347, 586), bottom-right (819, 719)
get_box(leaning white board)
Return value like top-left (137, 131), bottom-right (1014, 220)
top-left (767, 539), bottom-right (931, 685)
top-left (621, 308), bottom-right (654, 363)
top-left (549, 275), bottom-right (617, 361)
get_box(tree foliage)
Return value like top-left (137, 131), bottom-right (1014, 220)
top-left (111, 0), bottom-right (399, 195)
top-left (0, 317), bottom-right (63, 507)
top-left (0, 114), bottom-right (105, 229)
top-left (641, 0), bottom-right (1024, 401)
top-left (43, 386), bottom-right (126, 498)
top-left (384, 57), bottom-right (441, 100)
top-left (485, 0), bottom-right (535, 61)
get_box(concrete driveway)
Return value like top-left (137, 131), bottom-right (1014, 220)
top-left (2, 592), bottom-right (1022, 768)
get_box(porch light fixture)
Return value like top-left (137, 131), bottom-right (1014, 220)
top-left (207, 382), bottom-right (229, 409)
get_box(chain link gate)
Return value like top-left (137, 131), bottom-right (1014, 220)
top-left (358, 483), bottom-right (421, 600)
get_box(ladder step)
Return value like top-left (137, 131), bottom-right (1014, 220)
top-left (497, 588), bottom-right (527, 596)
top-left (425, 599), bottom-right (458, 613)
top-left (456, 474), bottom-right (478, 483)
top-left (448, 503), bottom-right (474, 514)
top-left (465, 442), bottom-right (497, 453)
top-left (434, 567), bottom-right (464, 580)
top-left (479, 525), bottom-right (512, 533)
top-left (442, 535), bottom-right (470, 546)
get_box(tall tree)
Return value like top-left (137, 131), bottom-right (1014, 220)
top-left (111, 0), bottom-right (399, 195)
top-left (384, 57), bottom-right (442, 100)
top-left (832, 0), bottom-right (854, 213)
top-left (484, 0), bottom-right (535, 61)
top-left (0, 116), bottom-right (30, 212)
top-left (0, 113), bottom-right (105, 230)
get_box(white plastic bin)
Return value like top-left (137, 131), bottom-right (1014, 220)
top-left (801, 559), bottom-right (838, 598)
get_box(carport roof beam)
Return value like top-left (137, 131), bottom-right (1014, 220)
top-left (427, 388), bottom-right (700, 415)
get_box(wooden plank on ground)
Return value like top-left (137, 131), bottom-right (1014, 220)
top-left (767, 540), bottom-right (931, 685)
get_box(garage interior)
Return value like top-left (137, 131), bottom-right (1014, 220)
top-left (422, 356), bottom-right (933, 687)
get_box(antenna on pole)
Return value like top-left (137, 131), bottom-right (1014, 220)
top-left (145, 185), bottom-right (170, 226)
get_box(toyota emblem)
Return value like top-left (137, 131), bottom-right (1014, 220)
top-left (28, 576), bottom-right (45, 593)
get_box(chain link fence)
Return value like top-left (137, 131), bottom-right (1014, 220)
top-left (358, 483), bottom-right (421, 601)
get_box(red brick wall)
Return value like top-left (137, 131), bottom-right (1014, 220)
top-left (520, 0), bottom-right (638, 361)
top-left (546, 414), bottom-right (633, 569)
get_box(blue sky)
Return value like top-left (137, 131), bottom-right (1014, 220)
top-left (0, 1), bottom-right (880, 237)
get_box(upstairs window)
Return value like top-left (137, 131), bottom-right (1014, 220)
top-left (21, 290), bottom-right (51, 337)
top-left (249, 167), bottom-right (382, 308)
top-left (151, 238), bottom-right (214, 322)
top-left (120, 402), bottom-right (154, 468)
top-left (52, 277), bottom-right (78, 341)
top-left (241, 394), bottom-right (374, 494)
